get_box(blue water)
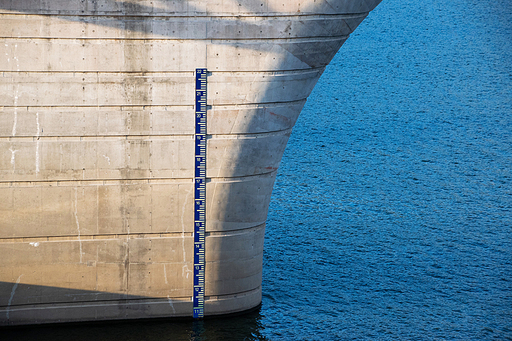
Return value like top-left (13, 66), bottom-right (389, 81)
top-left (263, 0), bottom-right (512, 338)
top-left (4, 0), bottom-right (511, 339)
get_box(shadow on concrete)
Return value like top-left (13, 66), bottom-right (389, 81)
top-left (0, 283), bottom-right (267, 341)
top-left (0, 281), bottom-right (268, 340)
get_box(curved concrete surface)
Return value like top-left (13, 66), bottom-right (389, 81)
top-left (0, 0), bottom-right (381, 325)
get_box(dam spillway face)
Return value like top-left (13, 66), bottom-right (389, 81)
top-left (0, 0), bottom-right (381, 325)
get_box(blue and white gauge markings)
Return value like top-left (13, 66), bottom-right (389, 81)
top-left (193, 68), bottom-right (207, 319)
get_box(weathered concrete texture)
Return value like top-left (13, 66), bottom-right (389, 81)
top-left (0, 0), bottom-right (381, 325)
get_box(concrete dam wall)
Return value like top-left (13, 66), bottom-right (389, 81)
top-left (0, 0), bottom-right (381, 325)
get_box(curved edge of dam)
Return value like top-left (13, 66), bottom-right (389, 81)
top-left (0, 0), bottom-right (382, 326)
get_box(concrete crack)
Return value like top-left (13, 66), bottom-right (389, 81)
top-left (6, 275), bottom-right (23, 320)
top-left (74, 187), bottom-right (83, 263)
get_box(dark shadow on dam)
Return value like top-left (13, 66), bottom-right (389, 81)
top-left (0, 282), bottom-right (269, 341)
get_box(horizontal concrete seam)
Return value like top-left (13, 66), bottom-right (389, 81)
top-left (0, 178), bottom-right (193, 186)
top-left (208, 129), bottom-right (292, 139)
top-left (0, 128), bottom-right (291, 140)
top-left (0, 136), bottom-right (191, 140)
top-left (0, 172), bottom-right (276, 186)
top-left (217, 67), bottom-right (321, 75)
top-left (0, 105), bottom-right (192, 109)
top-left (0, 36), bottom-right (348, 42)
top-left (0, 99), bottom-right (307, 108)
top-left (0, 101), bottom-right (304, 110)
top-left (206, 223), bottom-right (265, 237)
top-left (207, 253), bottom-right (263, 266)
top-left (0, 296), bottom-right (193, 311)
top-left (0, 232), bottom-right (194, 243)
top-left (0, 135), bottom-right (194, 141)
top-left (2, 68), bottom-right (324, 76)
top-left (2, 71), bottom-right (194, 75)
top-left (210, 99), bottom-right (307, 109)
top-left (0, 225), bottom-right (266, 243)
top-left (0, 102), bottom-right (311, 109)
top-left (206, 171), bottom-right (277, 182)
top-left (0, 35), bottom-right (351, 41)
top-left (0, 12), bottom-right (370, 19)
top-left (204, 285), bottom-right (261, 302)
